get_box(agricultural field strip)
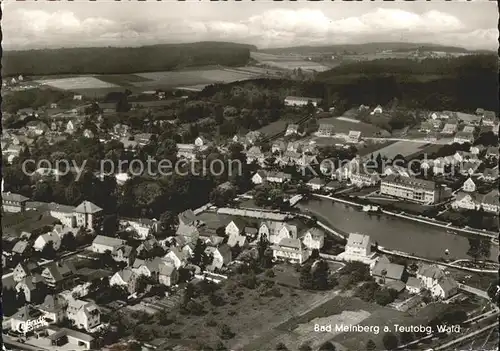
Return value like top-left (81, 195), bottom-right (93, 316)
top-left (35, 76), bottom-right (119, 89)
top-left (134, 69), bottom-right (259, 83)
top-left (365, 140), bottom-right (430, 160)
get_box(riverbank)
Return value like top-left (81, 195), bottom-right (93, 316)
top-left (313, 194), bottom-right (497, 239)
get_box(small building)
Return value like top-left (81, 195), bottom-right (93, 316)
top-left (65, 297), bottom-right (100, 332)
top-left (205, 244), bottom-right (232, 271)
top-left (158, 262), bottom-right (179, 287)
top-left (120, 217), bottom-right (159, 240)
top-left (47, 327), bottom-right (97, 350)
top-left (164, 248), bottom-right (189, 269)
top-left (38, 295), bottom-right (67, 324)
top-left (480, 167), bottom-right (499, 182)
top-left (370, 256), bottom-right (405, 284)
top-left (462, 177), bottom-right (477, 193)
top-left (482, 110), bottom-right (497, 126)
top-left (112, 245), bottom-right (135, 266)
top-left (350, 169), bottom-right (380, 187)
top-left (34, 232), bottom-right (61, 252)
top-left (405, 277), bottom-right (422, 294)
top-left (344, 233), bottom-right (371, 259)
top-left (246, 146), bottom-right (265, 165)
top-left (74, 201), bottom-right (103, 230)
top-left (10, 305), bottom-right (46, 334)
top-left (301, 228), bottom-right (325, 250)
top-left (91, 236), bottom-right (126, 254)
top-left (272, 237), bottom-right (310, 264)
top-left (194, 136), bottom-right (209, 148)
top-left (480, 189), bottom-right (500, 214)
top-left (177, 143), bottom-right (197, 160)
top-left (416, 264), bottom-right (446, 289)
top-left (284, 96), bottom-right (320, 107)
top-left (370, 105), bottom-right (383, 115)
top-left (110, 268), bottom-right (138, 294)
top-left (453, 131), bottom-right (474, 144)
top-left (13, 262), bottom-right (39, 283)
top-left (441, 123), bottom-right (458, 135)
top-left (73, 94), bottom-right (83, 100)
top-left (306, 177), bottom-right (325, 191)
top-left (430, 277), bottom-right (458, 299)
top-left (2, 192), bottom-right (29, 213)
top-left (41, 262), bottom-right (76, 289)
top-left (346, 130), bottom-right (361, 143)
top-left (316, 124), bottom-right (335, 137)
top-left (285, 124), bottom-right (300, 136)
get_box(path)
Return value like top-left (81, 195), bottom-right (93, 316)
top-left (434, 321), bottom-right (499, 350)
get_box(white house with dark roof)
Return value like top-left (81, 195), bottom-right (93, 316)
top-left (431, 278), bottom-right (458, 299)
top-left (306, 177), bottom-right (325, 191)
top-left (205, 244), bottom-right (232, 271)
top-left (417, 264), bottom-right (446, 289)
top-left (91, 236), bottom-right (126, 254)
top-left (301, 228), bottom-right (325, 250)
top-left (272, 237), bottom-right (310, 264)
top-left (462, 177), bottom-right (477, 193)
top-left (441, 123), bottom-right (458, 135)
top-left (346, 130), bottom-right (362, 143)
top-left (2, 192), bottom-right (29, 212)
top-left (370, 255), bottom-right (405, 284)
top-left (336, 233), bottom-right (375, 263)
top-left (74, 201), bottom-right (102, 230)
top-left (110, 268), bottom-right (138, 294)
top-left (284, 96), bottom-right (321, 107)
top-left (371, 105), bottom-right (383, 115)
top-left (164, 248), bottom-right (188, 269)
top-left (34, 232), bottom-right (61, 252)
top-left (285, 124), bottom-right (300, 136)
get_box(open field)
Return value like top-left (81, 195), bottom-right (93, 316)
top-left (257, 120), bottom-right (290, 137)
top-left (35, 76), bottom-right (119, 89)
top-left (317, 117), bottom-right (386, 136)
top-left (364, 140), bottom-right (432, 160)
top-left (95, 74), bottom-right (152, 86)
top-left (251, 52), bottom-right (331, 72)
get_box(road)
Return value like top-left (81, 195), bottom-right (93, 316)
top-left (364, 136), bottom-right (452, 145)
top-left (3, 335), bottom-right (50, 351)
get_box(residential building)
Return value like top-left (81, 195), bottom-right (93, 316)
top-left (205, 244), bottom-right (232, 271)
top-left (177, 143), bottom-right (197, 160)
top-left (272, 238), bottom-right (310, 264)
top-left (350, 169), bottom-right (380, 187)
top-left (227, 232), bottom-right (246, 248)
top-left (34, 232), bottom-right (61, 251)
top-left (158, 262), bottom-right (178, 287)
top-left (25, 202), bottom-right (77, 227)
top-left (135, 238), bottom-right (160, 257)
top-left (251, 170), bottom-right (292, 184)
top-left (10, 305), bottom-right (47, 334)
top-left (451, 191), bottom-right (481, 211)
top-left (419, 121), bottom-right (432, 133)
top-left (13, 262), bottom-right (39, 282)
top-left (486, 146), bottom-right (499, 159)
top-left (112, 245), bottom-right (135, 266)
top-left (194, 136), bottom-right (209, 148)
top-left (41, 262), bottom-right (76, 289)
top-left (135, 133), bottom-right (152, 146)
top-left (460, 162), bottom-right (480, 176)
top-left (2, 192), bottom-right (29, 212)
top-left (15, 275), bottom-right (45, 303)
top-left (431, 278), bottom-right (458, 299)
top-left (91, 236), bottom-right (126, 254)
top-left (453, 131), bottom-right (474, 144)
top-left (38, 295), bottom-right (67, 324)
top-left (120, 217), bottom-right (159, 240)
top-left (82, 129), bottom-right (95, 139)
top-left (405, 277), bottom-right (422, 294)
top-left (316, 124), bottom-right (335, 137)
top-left (380, 175), bottom-right (444, 204)
top-left (109, 268), bottom-right (138, 294)
top-left (480, 189), bottom-right (500, 214)
top-left (285, 124), bottom-right (300, 136)
top-left (246, 146), bottom-right (265, 165)
top-left (46, 327), bottom-right (97, 350)
top-left (482, 110), bottom-right (497, 126)
top-left (469, 145), bottom-right (485, 155)
top-left (417, 264), bottom-right (446, 289)
top-left (164, 248), bottom-right (188, 269)
top-left (26, 121), bottom-right (49, 136)
top-left (346, 130), bottom-right (362, 143)
top-left (66, 120), bottom-right (81, 134)
top-left (441, 123), bottom-right (458, 135)
top-left (383, 165), bottom-right (410, 178)
top-left (65, 297), bottom-right (100, 331)
top-left (370, 256), bottom-right (405, 284)
top-left (12, 240), bottom-right (31, 256)
top-left (301, 228), bottom-right (325, 250)
top-left (370, 105), bottom-right (383, 115)
top-left (343, 233), bottom-right (371, 260)
top-left (480, 167), bottom-right (499, 182)
top-left (284, 96), bottom-right (320, 107)
top-left (225, 218), bottom-right (247, 237)
top-left (113, 123), bottom-right (131, 137)
top-left (306, 177), bottom-right (325, 190)
top-left (462, 177), bottom-right (477, 192)
top-left (271, 141), bottom-right (287, 154)
top-left (74, 201), bottom-right (102, 230)
top-left (245, 131), bottom-right (262, 145)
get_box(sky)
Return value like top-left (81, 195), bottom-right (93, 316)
top-left (1, 1), bottom-right (498, 51)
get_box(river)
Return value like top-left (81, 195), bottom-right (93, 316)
top-left (299, 198), bottom-right (499, 261)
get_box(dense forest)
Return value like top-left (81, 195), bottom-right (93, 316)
top-left (202, 54), bottom-right (498, 113)
top-left (2, 42), bottom-right (255, 76)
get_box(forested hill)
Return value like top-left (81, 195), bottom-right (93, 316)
top-left (2, 42), bottom-right (256, 76)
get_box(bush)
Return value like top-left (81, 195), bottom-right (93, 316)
top-left (276, 342), bottom-right (289, 351)
top-left (219, 324), bottom-right (235, 340)
top-left (265, 269), bottom-right (275, 278)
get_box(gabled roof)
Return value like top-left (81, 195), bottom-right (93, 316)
top-left (347, 233), bottom-right (370, 250)
top-left (227, 234), bottom-right (246, 248)
top-left (277, 237), bottom-right (302, 249)
top-left (417, 264), bottom-right (445, 280)
top-left (305, 227), bottom-right (325, 240)
top-left (116, 268), bottom-right (136, 283)
top-left (481, 189), bottom-right (499, 206)
top-left (158, 262), bottom-right (176, 276)
top-left (437, 277), bottom-right (458, 293)
top-left (13, 305), bottom-right (43, 322)
top-left (307, 177), bottom-right (325, 185)
top-left (12, 240), bottom-right (29, 254)
top-left (43, 262), bottom-right (75, 282)
top-left (2, 192), bottom-right (29, 203)
top-left (39, 294), bottom-right (66, 313)
top-left (74, 201), bottom-right (102, 214)
top-left (92, 235), bottom-right (126, 248)
top-left (372, 260), bottom-right (405, 281)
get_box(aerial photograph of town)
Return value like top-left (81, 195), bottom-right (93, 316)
top-left (1, 1), bottom-right (499, 351)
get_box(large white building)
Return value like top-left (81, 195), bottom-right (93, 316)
top-left (380, 175), bottom-right (444, 204)
top-left (272, 238), bottom-right (310, 264)
top-left (336, 233), bottom-right (375, 264)
top-left (284, 96), bottom-right (321, 107)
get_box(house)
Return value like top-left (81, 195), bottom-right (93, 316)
top-left (120, 217), bottom-right (159, 240)
top-left (158, 261), bottom-right (178, 287)
top-left (370, 256), bottom-right (405, 284)
top-left (350, 169), bottom-right (380, 187)
top-left (34, 232), bottom-right (61, 252)
top-left (46, 327), bottom-right (97, 350)
top-left (38, 295), bottom-right (67, 324)
top-left (194, 136), bottom-right (209, 148)
top-left (41, 262), bottom-right (76, 288)
top-left (271, 141), bottom-right (287, 154)
top-left (462, 177), bottom-right (476, 193)
top-left (480, 189), bottom-right (500, 214)
top-left (112, 245), bottom-right (135, 266)
top-left (225, 219), bottom-right (247, 237)
top-left (50, 103), bottom-right (59, 109)
top-left (15, 275), bottom-right (45, 303)
top-left (272, 238), bottom-right (310, 264)
top-left (136, 237), bottom-right (160, 257)
top-left (110, 268), bottom-right (138, 294)
top-left (65, 297), bottom-right (101, 331)
top-left (74, 201), bottom-right (103, 230)
top-left (486, 146), bottom-right (499, 159)
top-left (246, 146), bottom-right (265, 165)
top-left (370, 105), bottom-right (383, 115)
top-left (475, 108), bottom-right (485, 116)
top-left (2, 192), bottom-right (29, 212)
top-left (462, 126), bottom-right (476, 134)
top-left (359, 104), bottom-right (370, 111)
top-left (245, 131), bottom-right (263, 145)
top-left (164, 248), bottom-right (188, 269)
top-left (26, 121), bottom-right (49, 136)
top-left (301, 228), bottom-right (325, 250)
top-left (135, 133), bottom-right (152, 146)
top-left (482, 110), bottom-right (497, 126)
top-left (10, 305), bottom-right (46, 334)
top-left (13, 262), bottom-right (39, 282)
top-left (285, 124), bottom-right (300, 136)
top-left (205, 244), bottom-right (232, 271)
top-left (453, 131), bottom-right (474, 144)
top-left (252, 170), bottom-right (292, 184)
top-left (91, 236), bottom-right (126, 254)
top-left (456, 112), bottom-right (482, 126)
top-left (425, 132), bottom-right (439, 142)
top-left (82, 129), bottom-right (95, 139)
top-left (316, 124), bottom-right (335, 137)
top-left (177, 144), bottom-right (197, 159)
top-left (469, 145), bottom-right (485, 155)
top-left (113, 123), bottom-right (131, 137)
top-left (419, 121), bottom-right (433, 133)
top-left (340, 233), bottom-right (372, 262)
top-left (383, 165), bottom-right (410, 178)
top-left (12, 240), bottom-right (31, 256)
top-left (346, 130), bottom-right (362, 143)
top-left (460, 161), bottom-right (480, 176)
top-left (416, 264), bottom-right (446, 289)
top-left (66, 120), bottom-right (81, 134)
top-left (451, 191), bottom-right (480, 211)
top-left (441, 123), bottom-right (458, 135)
top-left (284, 96), bottom-right (320, 107)
top-left (227, 233), bottom-right (246, 248)
top-left (324, 180), bottom-right (341, 192)
top-left (73, 94), bottom-right (83, 100)
top-left (480, 167), bottom-right (499, 182)
top-left (131, 257), bottom-right (164, 277)
top-left (405, 277), bottom-right (422, 294)
top-left (431, 278), bottom-right (458, 299)
top-left (306, 177), bottom-right (325, 190)
top-left (25, 202), bottom-right (77, 227)
top-left (380, 175), bottom-right (444, 204)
